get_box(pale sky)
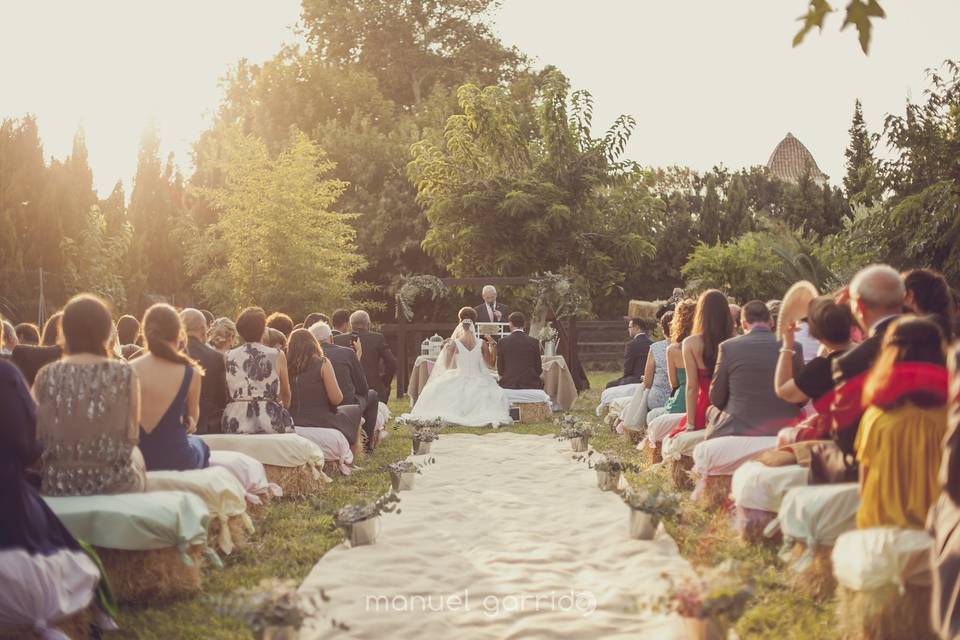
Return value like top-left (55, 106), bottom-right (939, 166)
top-left (2, 1), bottom-right (958, 196)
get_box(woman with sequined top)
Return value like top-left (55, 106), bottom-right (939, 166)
top-left (33, 294), bottom-right (146, 496)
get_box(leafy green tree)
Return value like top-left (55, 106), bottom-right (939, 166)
top-left (699, 175), bottom-right (721, 244)
top-left (722, 175), bottom-right (751, 239)
top-left (190, 128), bottom-right (365, 319)
top-left (61, 206), bottom-right (132, 309)
top-left (682, 233), bottom-right (790, 302)
top-left (843, 99), bottom-right (879, 205)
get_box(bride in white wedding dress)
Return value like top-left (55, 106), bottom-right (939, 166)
top-left (403, 319), bottom-right (512, 427)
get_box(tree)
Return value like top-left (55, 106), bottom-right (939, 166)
top-left (189, 128), bottom-right (365, 319)
top-left (722, 175), bottom-right (751, 239)
top-left (682, 233), bottom-right (790, 302)
top-left (699, 175), bottom-right (721, 244)
top-left (793, 0), bottom-right (887, 54)
top-left (843, 99), bottom-right (879, 205)
top-left (408, 71), bottom-right (652, 311)
top-left (61, 206), bottom-right (132, 309)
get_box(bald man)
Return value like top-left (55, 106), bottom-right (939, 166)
top-left (475, 285), bottom-right (509, 324)
top-left (181, 308), bottom-right (228, 434)
top-left (829, 264), bottom-right (905, 461)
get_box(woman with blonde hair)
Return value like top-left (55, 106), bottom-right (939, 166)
top-left (207, 317), bottom-right (238, 353)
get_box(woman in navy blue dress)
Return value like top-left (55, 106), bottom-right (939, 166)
top-left (132, 304), bottom-right (210, 471)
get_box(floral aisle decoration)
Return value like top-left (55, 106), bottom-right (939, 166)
top-left (554, 417), bottom-right (596, 453)
top-left (387, 457), bottom-right (436, 492)
top-left (646, 560), bottom-right (752, 640)
top-left (213, 578), bottom-right (348, 639)
top-left (393, 275), bottom-right (448, 322)
top-left (333, 492), bottom-right (402, 547)
top-left (620, 486), bottom-right (679, 540)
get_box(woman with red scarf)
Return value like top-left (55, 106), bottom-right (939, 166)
top-left (856, 316), bottom-right (949, 529)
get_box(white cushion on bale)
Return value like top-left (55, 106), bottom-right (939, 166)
top-left (732, 461), bottom-right (809, 513)
top-left (294, 427), bottom-right (354, 476)
top-left (503, 389), bottom-right (552, 405)
top-left (832, 528), bottom-right (933, 592)
top-left (0, 548), bottom-right (101, 637)
top-left (146, 467), bottom-right (253, 555)
top-left (692, 436), bottom-right (777, 481)
top-left (207, 450), bottom-right (282, 505)
top-left (44, 491), bottom-right (211, 557)
top-left (597, 383), bottom-right (641, 415)
top-left (778, 483), bottom-right (860, 547)
top-left (200, 434), bottom-right (328, 478)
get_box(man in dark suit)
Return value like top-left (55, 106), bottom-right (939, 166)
top-left (605, 318), bottom-right (652, 389)
top-left (706, 301), bottom-right (804, 439)
top-left (497, 312), bottom-right (543, 390)
top-left (349, 310), bottom-right (396, 402)
top-left (181, 308), bottom-right (228, 434)
top-left (829, 265), bottom-right (905, 456)
top-left (330, 309), bottom-right (356, 349)
top-left (309, 321), bottom-right (379, 451)
top-left (474, 285), bottom-right (509, 324)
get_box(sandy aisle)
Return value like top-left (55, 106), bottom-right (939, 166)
top-left (301, 432), bottom-right (690, 639)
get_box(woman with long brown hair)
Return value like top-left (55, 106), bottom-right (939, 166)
top-left (131, 303), bottom-right (210, 471)
top-left (287, 329), bottom-right (363, 463)
top-left (856, 316), bottom-right (948, 528)
top-left (644, 290), bottom-right (735, 450)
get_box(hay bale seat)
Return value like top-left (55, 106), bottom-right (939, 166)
top-left (201, 434), bottom-right (331, 500)
top-left (513, 402), bottom-right (551, 424)
top-left (0, 547), bottom-right (100, 639)
top-left (644, 442), bottom-right (663, 466)
top-left (777, 482), bottom-right (860, 599)
top-left (207, 450), bottom-right (283, 517)
top-left (663, 430), bottom-right (707, 492)
top-left (699, 475), bottom-right (732, 510)
top-left (669, 455), bottom-right (695, 491)
top-left (731, 461), bottom-right (808, 543)
top-left (44, 491), bottom-right (213, 604)
top-left (691, 436), bottom-right (778, 510)
top-left (833, 528), bottom-right (937, 640)
top-left (147, 467), bottom-right (254, 555)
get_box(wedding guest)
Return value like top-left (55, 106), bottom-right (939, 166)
top-left (200, 309), bottom-right (215, 326)
top-left (930, 344), bottom-right (960, 639)
top-left (181, 308), bottom-right (228, 435)
top-left (265, 327), bottom-right (288, 352)
top-left (856, 316), bottom-right (948, 528)
top-left (12, 313), bottom-right (63, 386)
top-left (646, 299), bottom-right (696, 425)
top-left (309, 321), bottom-right (379, 451)
top-left (287, 329), bottom-right (362, 457)
top-left (830, 264), bottom-right (905, 458)
top-left (642, 311), bottom-right (675, 411)
top-left (222, 307), bottom-right (292, 434)
top-left (2, 320), bottom-right (17, 355)
top-left (34, 294), bottom-right (145, 495)
top-left (0, 357), bottom-right (88, 556)
top-left (606, 318), bottom-right (652, 389)
top-left (474, 285), bottom-right (508, 324)
top-left (207, 317), bottom-right (238, 354)
top-left (41, 312), bottom-right (62, 346)
top-left (116, 314), bottom-right (141, 347)
top-left (497, 312), bottom-right (543, 390)
top-left (14, 322), bottom-right (40, 346)
top-left (774, 296), bottom-right (854, 444)
top-left (351, 310), bottom-right (396, 402)
top-left (331, 309), bottom-right (361, 354)
top-left (133, 304), bottom-right (210, 471)
top-left (303, 312), bottom-right (329, 329)
top-left (706, 300), bottom-right (804, 438)
top-left (646, 290), bottom-right (735, 447)
top-left (266, 312), bottom-right (295, 338)
top-left (903, 268), bottom-right (956, 340)
top-left (729, 304), bottom-right (742, 334)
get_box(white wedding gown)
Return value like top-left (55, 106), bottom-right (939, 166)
top-left (404, 338), bottom-right (512, 427)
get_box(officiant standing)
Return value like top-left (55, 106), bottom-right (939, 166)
top-left (474, 285), bottom-right (509, 324)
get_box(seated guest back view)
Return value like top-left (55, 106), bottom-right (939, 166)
top-left (497, 312), bottom-right (543, 390)
top-left (132, 304), bottom-right (210, 471)
top-left (33, 295), bottom-right (145, 495)
top-left (287, 329), bottom-right (363, 456)
top-left (11, 311), bottom-right (63, 386)
top-left (208, 317), bottom-right (238, 354)
top-left (222, 307), bottom-right (293, 434)
top-left (14, 322), bottom-right (40, 346)
top-left (707, 300), bottom-right (803, 439)
top-left (606, 319), bottom-right (652, 389)
top-left (181, 308), bottom-right (228, 434)
top-left (856, 317), bottom-right (949, 529)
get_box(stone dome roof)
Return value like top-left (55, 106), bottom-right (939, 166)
top-left (766, 132), bottom-right (828, 184)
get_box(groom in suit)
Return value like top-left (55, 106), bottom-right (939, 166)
top-left (497, 312), bottom-right (543, 390)
top-left (474, 285), bottom-right (509, 324)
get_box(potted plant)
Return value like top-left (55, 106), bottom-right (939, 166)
top-left (411, 427), bottom-right (439, 455)
top-left (647, 561), bottom-right (752, 640)
top-left (387, 458), bottom-right (435, 492)
top-left (556, 422), bottom-right (595, 452)
top-left (213, 578), bottom-right (347, 639)
top-left (621, 488), bottom-right (678, 540)
top-left (536, 324), bottom-right (559, 357)
top-left (333, 492), bottom-right (401, 547)
top-left (591, 455), bottom-right (640, 492)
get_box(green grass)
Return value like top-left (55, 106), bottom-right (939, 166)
top-left (110, 371), bottom-right (834, 639)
